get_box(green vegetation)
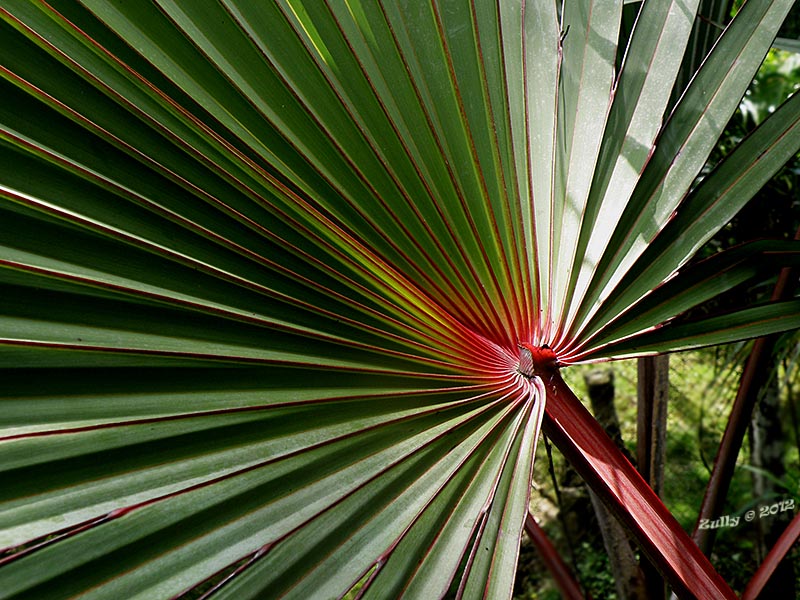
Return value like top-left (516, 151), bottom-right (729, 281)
top-left (2, 2), bottom-right (800, 598)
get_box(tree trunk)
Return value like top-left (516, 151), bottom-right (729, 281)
top-left (637, 355), bottom-right (670, 600)
top-left (584, 368), bottom-right (647, 600)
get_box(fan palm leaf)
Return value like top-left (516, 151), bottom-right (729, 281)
top-left (1, 1), bottom-right (799, 598)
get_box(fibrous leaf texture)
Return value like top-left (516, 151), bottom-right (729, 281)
top-left (0, 1), bottom-right (798, 599)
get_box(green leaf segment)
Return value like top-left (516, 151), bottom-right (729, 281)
top-left (0, 1), bottom-right (798, 598)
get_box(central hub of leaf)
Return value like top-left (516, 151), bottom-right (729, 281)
top-left (517, 343), bottom-right (559, 379)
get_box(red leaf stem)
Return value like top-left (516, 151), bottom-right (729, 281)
top-left (542, 374), bottom-right (736, 600)
top-left (524, 511), bottom-right (586, 600)
top-left (741, 510), bottom-right (800, 600)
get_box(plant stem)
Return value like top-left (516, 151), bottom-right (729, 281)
top-left (542, 374), bottom-right (736, 600)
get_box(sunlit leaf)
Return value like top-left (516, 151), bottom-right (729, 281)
top-left (1, 1), bottom-right (798, 598)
